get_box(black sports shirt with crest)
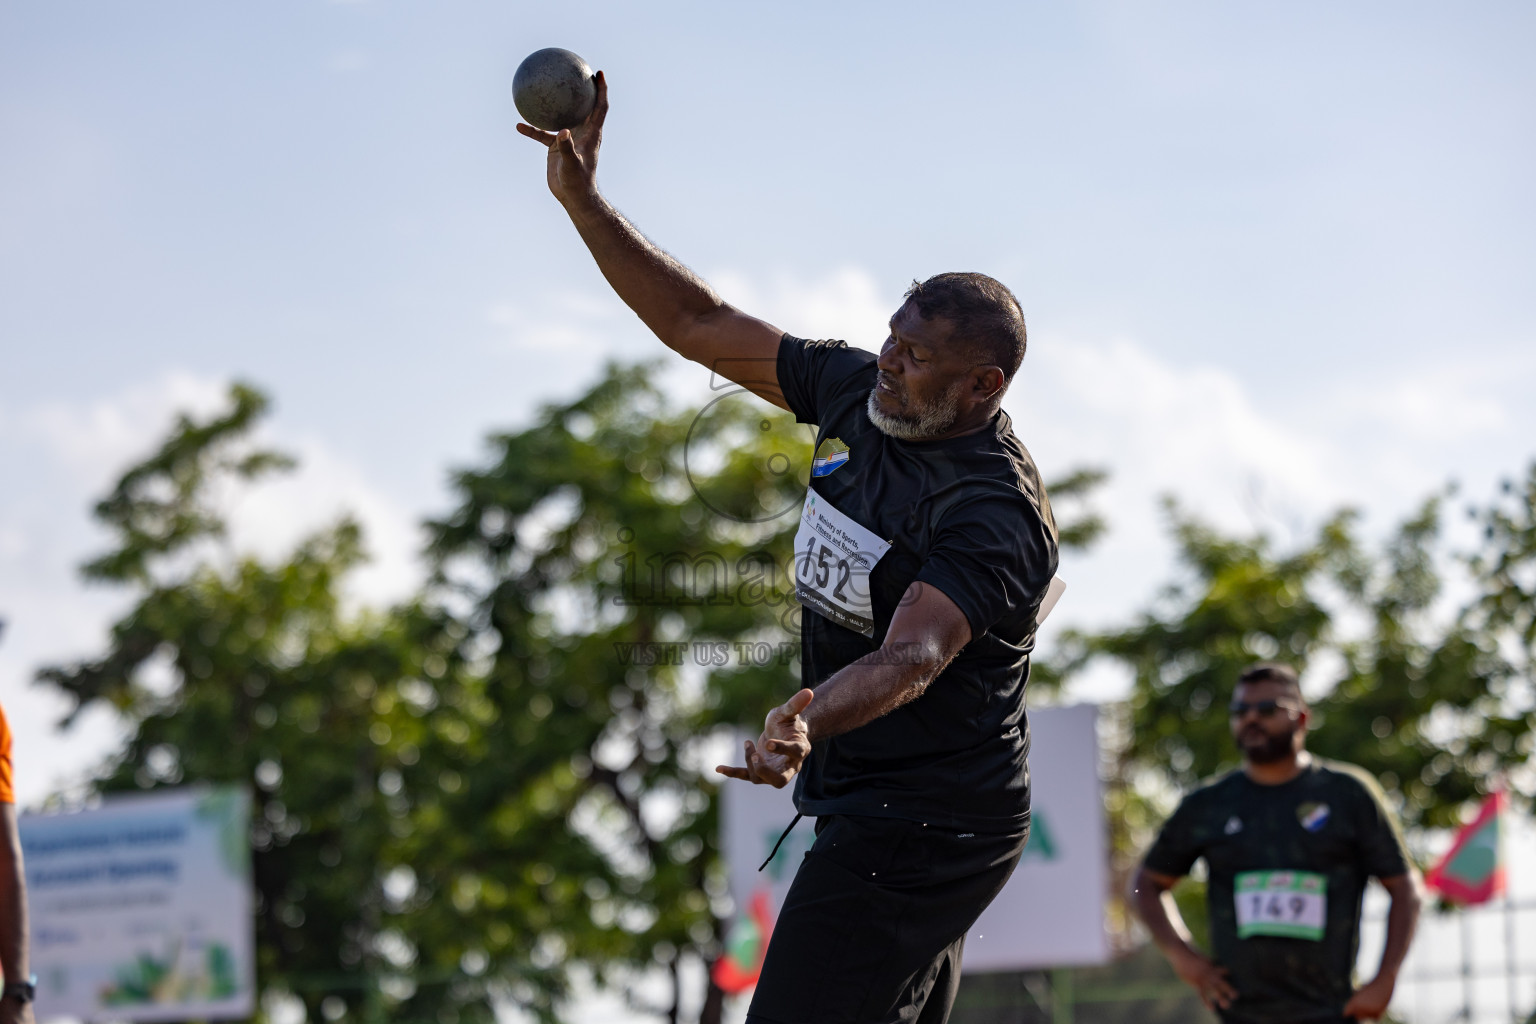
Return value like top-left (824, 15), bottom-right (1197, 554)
top-left (776, 334), bottom-right (1058, 832)
top-left (1143, 758), bottom-right (1411, 1024)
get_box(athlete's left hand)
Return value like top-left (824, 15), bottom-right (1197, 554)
top-left (1342, 974), bottom-right (1395, 1019)
top-left (715, 689), bottom-right (814, 788)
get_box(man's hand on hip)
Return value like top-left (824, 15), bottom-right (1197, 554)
top-left (715, 689), bottom-right (814, 789)
top-left (0, 997), bottom-right (35, 1024)
top-left (1342, 973), bottom-right (1395, 1020)
top-left (1170, 947), bottom-right (1237, 1012)
top-left (515, 70), bottom-right (608, 207)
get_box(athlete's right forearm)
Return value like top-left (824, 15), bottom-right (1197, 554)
top-left (562, 191), bottom-right (724, 353)
top-left (1130, 870), bottom-right (1200, 961)
top-left (1371, 873), bottom-right (1421, 983)
top-left (1137, 894), bottom-right (1186, 956)
top-left (0, 807), bottom-right (28, 983)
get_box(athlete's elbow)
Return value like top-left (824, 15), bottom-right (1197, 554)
top-left (901, 655), bottom-right (950, 706)
top-left (668, 298), bottom-right (735, 348)
top-left (878, 639), bottom-right (944, 680)
top-left (1126, 867), bottom-right (1150, 909)
top-left (1392, 873), bottom-right (1424, 914)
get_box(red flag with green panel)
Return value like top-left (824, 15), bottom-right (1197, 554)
top-left (712, 888), bottom-right (774, 994)
top-left (1424, 791), bottom-right (1505, 905)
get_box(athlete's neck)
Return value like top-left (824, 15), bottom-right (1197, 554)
top-left (922, 407), bottom-right (999, 442)
top-left (1243, 749), bottom-right (1312, 786)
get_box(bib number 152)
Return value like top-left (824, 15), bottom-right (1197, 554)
top-left (792, 491), bottom-right (891, 637)
top-left (800, 536), bottom-right (854, 601)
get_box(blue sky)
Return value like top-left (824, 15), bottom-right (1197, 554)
top-left (3, 0), bottom-right (1534, 808)
top-left (4, 4), bottom-right (1536, 1021)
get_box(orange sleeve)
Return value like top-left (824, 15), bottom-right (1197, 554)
top-left (0, 702), bottom-right (13, 804)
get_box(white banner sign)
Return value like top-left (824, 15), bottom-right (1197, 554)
top-left (721, 702), bottom-right (1109, 973)
top-left (21, 786), bottom-right (256, 1022)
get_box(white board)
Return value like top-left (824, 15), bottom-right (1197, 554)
top-left (21, 786), bottom-right (256, 1022)
top-left (721, 702), bottom-right (1109, 974)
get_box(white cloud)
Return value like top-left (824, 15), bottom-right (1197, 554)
top-left (224, 435), bottom-right (421, 607)
top-left (485, 288), bottom-right (639, 358)
top-left (1311, 351), bottom-right (1529, 454)
top-left (24, 372), bottom-right (230, 486)
top-left (1, 371), bottom-right (423, 806)
top-left (1348, 376), bottom-right (1508, 440)
top-left (14, 373), bottom-right (419, 606)
top-left (480, 269), bottom-right (896, 414)
top-left (709, 265), bottom-right (895, 347)
top-left (1012, 335), bottom-right (1336, 654)
top-left (1020, 336), bottom-right (1338, 526)
top-left (1013, 328), bottom-right (1536, 702)
top-left (478, 267), bottom-right (1533, 672)
top-left (6, 270), bottom-right (1530, 803)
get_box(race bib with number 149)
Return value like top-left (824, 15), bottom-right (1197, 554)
top-left (1234, 870), bottom-right (1327, 941)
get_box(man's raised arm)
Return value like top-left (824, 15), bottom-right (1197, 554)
top-left (516, 72), bottom-right (788, 409)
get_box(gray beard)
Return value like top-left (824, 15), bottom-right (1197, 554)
top-left (865, 380), bottom-right (964, 440)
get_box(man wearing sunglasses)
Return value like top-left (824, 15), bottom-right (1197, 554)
top-left (1129, 663), bottom-right (1421, 1023)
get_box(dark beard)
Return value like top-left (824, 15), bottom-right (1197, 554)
top-left (1240, 726), bottom-right (1297, 764)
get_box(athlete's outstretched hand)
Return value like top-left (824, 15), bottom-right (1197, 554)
top-left (715, 689), bottom-right (814, 789)
top-left (1170, 948), bottom-right (1237, 1012)
top-left (515, 70), bottom-right (609, 207)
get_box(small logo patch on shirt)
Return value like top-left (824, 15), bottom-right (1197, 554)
top-left (1298, 802), bottom-right (1331, 832)
top-left (1224, 816), bottom-right (1244, 835)
top-left (812, 437), bottom-right (851, 478)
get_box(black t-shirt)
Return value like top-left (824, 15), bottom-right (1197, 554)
top-left (776, 334), bottom-right (1059, 831)
top-left (1143, 759), bottom-right (1411, 1024)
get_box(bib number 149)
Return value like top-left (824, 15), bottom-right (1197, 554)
top-left (1234, 871), bottom-right (1327, 941)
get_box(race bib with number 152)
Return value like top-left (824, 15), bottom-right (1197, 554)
top-left (793, 492), bottom-right (892, 637)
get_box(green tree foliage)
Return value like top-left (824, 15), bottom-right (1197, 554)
top-left (415, 364), bottom-right (1110, 1022)
top-left (1046, 467), bottom-right (1109, 552)
top-left (1465, 465), bottom-right (1536, 711)
top-left (1064, 470), bottom-right (1536, 863)
top-left (1058, 475), bottom-right (1535, 961)
top-left (412, 365), bottom-right (809, 1023)
top-left (39, 366), bottom-right (1109, 1024)
top-left (38, 386), bottom-right (486, 1024)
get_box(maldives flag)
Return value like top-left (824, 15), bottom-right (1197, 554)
top-left (1425, 791), bottom-right (1506, 905)
top-left (712, 889), bottom-right (774, 994)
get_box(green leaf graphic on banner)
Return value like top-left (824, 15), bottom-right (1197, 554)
top-left (195, 787), bottom-right (250, 878)
top-left (1019, 811), bottom-right (1056, 862)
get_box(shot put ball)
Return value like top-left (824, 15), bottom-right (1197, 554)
top-left (513, 48), bottom-right (597, 131)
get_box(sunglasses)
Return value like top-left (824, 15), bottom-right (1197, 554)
top-left (1228, 699), bottom-right (1301, 719)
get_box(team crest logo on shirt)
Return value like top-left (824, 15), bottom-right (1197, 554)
top-left (1297, 802), bottom-right (1331, 832)
top-left (812, 437), bottom-right (851, 478)
top-left (1224, 816), bottom-right (1243, 835)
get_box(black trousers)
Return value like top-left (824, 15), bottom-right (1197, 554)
top-left (1219, 1013), bottom-right (1353, 1024)
top-left (745, 813), bottom-right (1029, 1024)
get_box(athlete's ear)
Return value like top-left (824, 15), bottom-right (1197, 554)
top-left (973, 365), bottom-right (1005, 403)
